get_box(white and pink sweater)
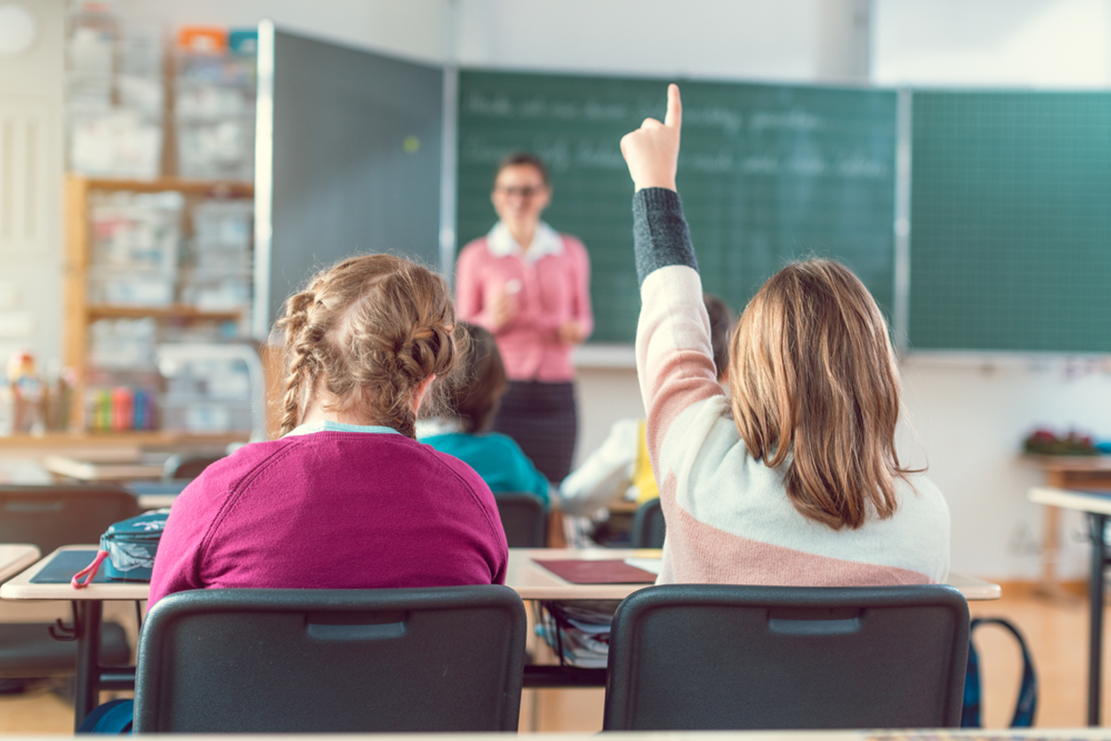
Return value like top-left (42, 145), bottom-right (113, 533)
top-left (633, 188), bottom-right (950, 587)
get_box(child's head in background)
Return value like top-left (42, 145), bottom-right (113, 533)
top-left (444, 322), bottom-right (507, 433)
top-left (703, 292), bottom-right (734, 384)
top-left (729, 258), bottom-right (906, 530)
top-left (274, 254), bottom-right (458, 438)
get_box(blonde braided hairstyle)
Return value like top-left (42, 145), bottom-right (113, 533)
top-left (274, 254), bottom-right (458, 438)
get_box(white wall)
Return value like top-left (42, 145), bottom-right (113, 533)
top-left (0, 0), bottom-right (64, 368)
top-left (114, 0), bottom-right (451, 64)
top-left (455, 0), bottom-right (871, 82)
top-left (872, 0), bottom-right (1111, 88)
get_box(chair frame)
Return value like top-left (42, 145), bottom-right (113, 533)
top-left (604, 583), bottom-right (970, 731)
top-left (493, 490), bottom-right (547, 547)
top-left (630, 497), bottom-right (664, 548)
top-left (134, 585), bottom-right (527, 733)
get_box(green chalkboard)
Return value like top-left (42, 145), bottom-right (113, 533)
top-left (910, 92), bottom-right (1111, 352)
top-left (456, 70), bottom-right (898, 343)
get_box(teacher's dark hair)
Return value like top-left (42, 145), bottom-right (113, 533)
top-left (493, 151), bottom-right (550, 188)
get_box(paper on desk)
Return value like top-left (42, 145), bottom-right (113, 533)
top-left (624, 557), bottom-right (661, 575)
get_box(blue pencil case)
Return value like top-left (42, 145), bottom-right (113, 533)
top-left (99, 509), bottom-right (170, 582)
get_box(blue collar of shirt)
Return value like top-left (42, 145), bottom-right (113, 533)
top-left (283, 420), bottom-right (402, 437)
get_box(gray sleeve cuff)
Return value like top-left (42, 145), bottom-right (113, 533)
top-left (632, 188), bottom-right (698, 286)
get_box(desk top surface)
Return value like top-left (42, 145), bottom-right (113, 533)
top-left (0, 547), bottom-right (1001, 602)
top-left (0, 544), bottom-right (40, 583)
top-left (1030, 486), bottom-right (1111, 515)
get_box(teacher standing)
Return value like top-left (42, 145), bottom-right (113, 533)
top-left (455, 152), bottom-right (593, 483)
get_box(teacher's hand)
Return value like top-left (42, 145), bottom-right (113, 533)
top-left (490, 289), bottom-right (518, 330)
top-left (558, 320), bottom-right (585, 345)
top-left (620, 83), bottom-right (681, 192)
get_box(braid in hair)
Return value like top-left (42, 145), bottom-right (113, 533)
top-left (273, 289), bottom-right (316, 435)
top-left (274, 254), bottom-right (458, 438)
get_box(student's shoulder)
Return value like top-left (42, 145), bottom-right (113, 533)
top-left (895, 471), bottom-right (951, 521)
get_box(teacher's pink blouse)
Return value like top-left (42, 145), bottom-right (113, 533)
top-left (455, 222), bottom-right (593, 382)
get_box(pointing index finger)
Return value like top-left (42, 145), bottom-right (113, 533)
top-left (664, 83), bottom-right (682, 129)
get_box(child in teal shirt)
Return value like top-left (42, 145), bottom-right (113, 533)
top-left (419, 322), bottom-right (552, 507)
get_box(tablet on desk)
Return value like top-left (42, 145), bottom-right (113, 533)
top-left (29, 549), bottom-right (103, 584)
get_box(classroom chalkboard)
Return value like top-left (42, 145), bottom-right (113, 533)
top-left (910, 92), bottom-right (1111, 353)
top-left (456, 71), bottom-right (898, 343)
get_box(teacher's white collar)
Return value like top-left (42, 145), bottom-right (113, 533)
top-left (487, 221), bottom-right (563, 262)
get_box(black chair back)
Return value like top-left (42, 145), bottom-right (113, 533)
top-left (0, 484), bottom-right (138, 678)
top-left (604, 583), bottom-right (970, 731)
top-left (630, 497), bottom-right (665, 548)
top-left (493, 491), bottom-right (546, 547)
top-left (0, 484), bottom-right (141, 554)
top-left (134, 585), bottom-right (527, 733)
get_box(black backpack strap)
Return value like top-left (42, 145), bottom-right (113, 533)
top-left (964, 617), bottom-right (1038, 728)
top-left (961, 622), bottom-right (982, 727)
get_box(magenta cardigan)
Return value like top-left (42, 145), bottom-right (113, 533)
top-left (148, 427), bottom-right (509, 606)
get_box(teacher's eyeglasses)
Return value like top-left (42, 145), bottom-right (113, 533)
top-left (496, 185), bottom-right (546, 199)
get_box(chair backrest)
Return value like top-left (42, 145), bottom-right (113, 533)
top-left (630, 497), bottom-right (665, 548)
top-left (134, 585), bottom-right (528, 733)
top-left (0, 484), bottom-right (141, 553)
top-left (162, 453), bottom-right (223, 480)
top-left (603, 583), bottom-right (970, 731)
top-left (493, 491), bottom-right (546, 547)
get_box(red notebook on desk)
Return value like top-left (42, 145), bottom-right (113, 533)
top-left (533, 559), bottom-right (657, 584)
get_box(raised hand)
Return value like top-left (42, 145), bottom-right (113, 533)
top-left (619, 83), bottom-right (682, 192)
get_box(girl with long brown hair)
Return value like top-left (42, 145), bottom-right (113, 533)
top-left (620, 85), bottom-right (949, 585)
top-left (149, 254), bottom-right (508, 606)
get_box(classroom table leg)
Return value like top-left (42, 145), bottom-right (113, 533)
top-left (1087, 512), bottom-right (1107, 727)
top-left (73, 600), bottom-right (102, 733)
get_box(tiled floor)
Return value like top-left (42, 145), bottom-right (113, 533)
top-left (0, 586), bottom-right (1102, 733)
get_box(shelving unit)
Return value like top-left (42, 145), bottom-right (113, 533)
top-left (63, 174), bottom-right (255, 433)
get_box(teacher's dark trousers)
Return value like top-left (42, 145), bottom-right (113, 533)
top-left (493, 380), bottom-right (577, 484)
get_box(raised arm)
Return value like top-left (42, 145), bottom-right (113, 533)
top-left (621, 86), bottom-right (722, 469)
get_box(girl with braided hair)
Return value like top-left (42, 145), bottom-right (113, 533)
top-left (148, 254), bottom-right (508, 607)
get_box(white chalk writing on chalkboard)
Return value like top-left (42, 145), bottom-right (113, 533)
top-left (749, 110), bottom-right (824, 132)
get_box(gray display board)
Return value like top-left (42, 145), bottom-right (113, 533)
top-left (257, 28), bottom-right (443, 333)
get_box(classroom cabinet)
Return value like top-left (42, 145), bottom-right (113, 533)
top-left (62, 174), bottom-right (255, 438)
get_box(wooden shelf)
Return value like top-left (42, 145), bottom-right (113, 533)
top-left (87, 304), bottom-right (242, 322)
top-left (78, 176), bottom-right (253, 198)
top-left (0, 431), bottom-right (248, 451)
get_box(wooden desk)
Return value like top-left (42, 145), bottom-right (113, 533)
top-left (1, 546), bottom-right (1002, 730)
top-left (1024, 455), bottom-right (1111, 599)
top-left (1029, 486), bottom-right (1111, 726)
